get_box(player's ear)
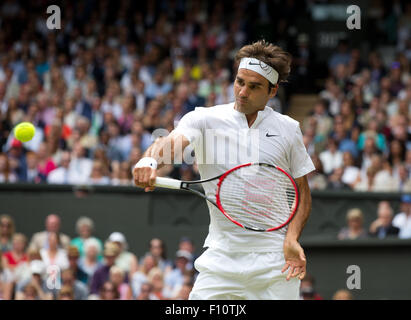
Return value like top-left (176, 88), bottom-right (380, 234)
top-left (269, 84), bottom-right (278, 98)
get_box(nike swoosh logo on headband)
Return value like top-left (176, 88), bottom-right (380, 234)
top-left (266, 133), bottom-right (279, 137)
top-left (249, 60), bottom-right (272, 74)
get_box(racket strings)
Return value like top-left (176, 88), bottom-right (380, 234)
top-left (218, 165), bottom-right (297, 230)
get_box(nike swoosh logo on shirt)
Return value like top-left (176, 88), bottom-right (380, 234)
top-left (266, 133), bottom-right (279, 137)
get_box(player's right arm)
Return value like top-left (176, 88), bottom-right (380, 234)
top-left (133, 130), bottom-right (191, 192)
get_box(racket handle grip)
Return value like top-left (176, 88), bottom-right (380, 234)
top-left (154, 177), bottom-right (182, 190)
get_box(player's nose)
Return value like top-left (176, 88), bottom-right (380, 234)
top-left (239, 86), bottom-right (249, 97)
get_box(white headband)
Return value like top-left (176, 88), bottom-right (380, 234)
top-left (238, 57), bottom-right (279, 85)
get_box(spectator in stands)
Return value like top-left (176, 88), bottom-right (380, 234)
top-left (2, 233), bottom-right (28, 271)
top-left (107, 232), bottom-right (138, 276)
top-left (90, 242), bottom-right (120, 295)
top-left (70, 216), bottom-right (103, 259)
top-left (136, 282), bottom-right (157, 300)
top-left (0, 214), bottom-right (15, 252)
top-left (328, 39), bottom-right (351, 72)
top-left (341, 151), bottom-right (360, 189)
top-left (396, 164), bottom-right (411, 192)
top-left (387, 139), bottom-right (406, 174)
top-left (307, 154), bottom-right (327, 190)
top-left (111, 161), bottom-right (133, 186)
top-left (39, 231), bottom-right (69, 270)
top-left (177, 237), bottom-right (197, 270)
top-left (332, 289), bottom-right (354, 300)
top-left (60, 268), bottom-right (88, 300)
top-left (0, 152), bottom-right (17, 183)
top-left (319, 137), bottom-right (343, 175)
top-left (303, 99), bottom-right (333, 141)
top-left (0, 249), bottom-right (13, 300)
top-left (13, 247), bottom-right (41, 287)
top-left (29, 214), bottom-right (70, 251)
top-left (47, 151), bottom-right (71, 184)
top-left (357, 119), bottom-right (387, 154)
top-left (23, 151), bottom-right (41, 183)
top-left (145, 238), bottom-right (172, 274)
top-left (373, 158), bottom-right (398, 192)
top-left (67, 142), bottom-right (93, 185)
top-left (98, 281), bottom-right (119, 300)
top-left (353, 161), bottom-right (380, 192)
top-left (319, 78), bottom-right (344, 116)
top-left (58, 285), bottom-right (75, 300)
top-left (299, 273), bottom-right (323, 300)
top-left (339, 124), bottom-right (361, 160)
top-left (109, 266), bottom-right (132, 300)
top-left (164, 250), bottom-right (192, 298)
top-left (327, 167), bottom-right (350, 190)
top-left (78, 238), bottom-right (103, 281)
top-left (35, 142), bottom-right (57, 182)
top-left (358, 137), bottom-right (379, 176)
top-left (147, 267), bottom-right (168, 299)
top-left (338, 208), bottom-right (368, 240)
top-left (88, 160), bottom-right (111, 185)
top-left (131, 254), bottom-right (158, 298)
top-left (15, 283), bottom-right (45, 300)
top-left (369, 201), bottom-right (400, 238)
top-left (15, 260), bottom-right (54, 300)
top-left (392, 194), bottom-right (411, 239)
top-left (67, 246), bottom-right (88, 285)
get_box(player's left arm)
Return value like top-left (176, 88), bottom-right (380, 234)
top-left (281, 174), bottom-right (312, 281)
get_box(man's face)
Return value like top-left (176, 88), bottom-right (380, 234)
top-left (378, 208), bottom-right (392, 227)
top-left (233, 69), bottom-right (277, 115)
top-left (46, 215), bottom-right (60, 232)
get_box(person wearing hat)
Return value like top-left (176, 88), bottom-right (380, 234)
top-left (89, 241), bottom-right (120, 295)
top-left (15, 260), bottom-right (54, 300)
top-left (164, 250), bottom-right (193, 298)
top-left (67, 245), bottom-right (88, 285)
top-left (393, 194), bottom-right (411, 238)
top-left (107, 232), bottom-right (138, 276)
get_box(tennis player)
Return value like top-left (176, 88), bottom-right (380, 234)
top-left (133, 40), bottom-right (315, 299)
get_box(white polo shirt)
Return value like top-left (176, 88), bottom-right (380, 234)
top-left (174, 102), bottom-right (315, 252)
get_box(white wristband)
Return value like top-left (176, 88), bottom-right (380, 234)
top-left (134, 157), bottom-right (158, 170)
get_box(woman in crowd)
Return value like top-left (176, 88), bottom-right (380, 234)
top-left (338, 208), bottom-right (368, 240)
top-left (0, 215), bottom-right (15, 253)
top-left (70, 217), bottom-right (103, 259)
top-left (2, 233), bottom-right (28, 271)
top-left (39, 232), bottom-right (69, 270)
top-left (109, 266), bottom-right (132, 300)
top-left (78, 238), bottom-right (103, 280)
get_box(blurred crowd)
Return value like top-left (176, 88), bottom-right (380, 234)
top-left (0, 0), bottom-right (289, 185)
top-left (304, 3), bottom-right (411, 192)
top-left (0, 213), bottom-right (197, 300)
top-left (337, 194), bottom-right (411, 241)
top-left (0, 0), bottom-right (409, 189)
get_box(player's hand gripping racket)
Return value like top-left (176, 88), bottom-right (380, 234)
top-left (154, 163), bottom-right (299, 232)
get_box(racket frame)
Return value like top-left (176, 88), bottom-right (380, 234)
top-left (155, 162), bottom-right (300, 232)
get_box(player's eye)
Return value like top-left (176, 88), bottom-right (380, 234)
top-left (236, 78), bottom-right (244, 85)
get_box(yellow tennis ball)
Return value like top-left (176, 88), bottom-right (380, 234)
top-left (14, 122), bottom-right (36, 142)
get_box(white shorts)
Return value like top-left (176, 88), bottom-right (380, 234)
top-left (189, 247), bottom-right (300, 300)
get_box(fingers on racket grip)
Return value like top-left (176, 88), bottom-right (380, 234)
top-left (154, 177), bottom-right (182, 189)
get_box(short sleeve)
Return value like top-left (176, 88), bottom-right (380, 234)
top-left (289, 125), bottom-right (316, 178)
top-left (173, 108), bottom-right (204, 147)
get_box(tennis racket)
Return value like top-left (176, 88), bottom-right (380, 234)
top-left (154, 163), bottom-right (299, 232)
